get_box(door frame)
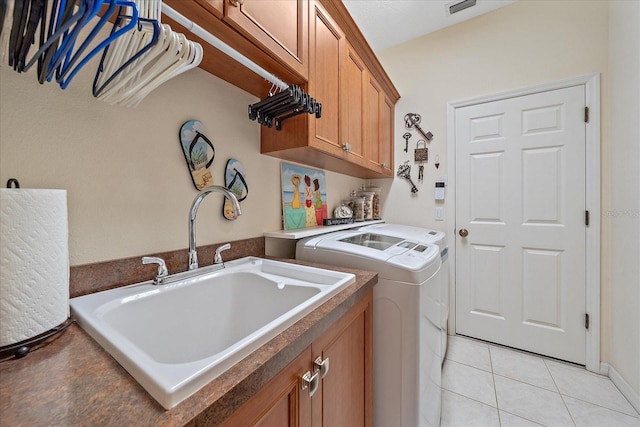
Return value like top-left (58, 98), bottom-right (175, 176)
top-left (446, 74), bottom-right (601, 373)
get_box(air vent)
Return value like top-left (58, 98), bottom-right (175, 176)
top-left (448, 0), bottom-right (477, 15)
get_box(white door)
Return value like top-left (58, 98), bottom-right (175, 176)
top-left (455, 85), bottom-right (587, 364)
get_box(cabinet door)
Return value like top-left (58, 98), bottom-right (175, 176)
top-left (312, 291), bottom-right (373, 427)
top-left (379, 93), bottom-right (394, 175)
top-left (364, 73), bottom-right (394, 176)
top-left (308, 0), bottom-right (344, 156)
top-left (221, 347), bottom-right (313, 427)
top-left (364, 73), bottom-right (382, 169)
top-left (195, 0), bottom-right (224, 18)
top-left (224, 0), bottom-right (308, 79)
top-left (341, 42), bottom-right (366, 165)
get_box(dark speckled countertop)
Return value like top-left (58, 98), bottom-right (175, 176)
top-left (0, 257), bottom-right (376, 426)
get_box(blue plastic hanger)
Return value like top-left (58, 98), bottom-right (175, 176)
top-left (54, 0), bottom-right (117, 80)
top-left (57, 1), bottom-right (140, 89)
top-left (92, 15), bottom-right (160, 97)
top-left (43, 0), bottom-right (102, 81)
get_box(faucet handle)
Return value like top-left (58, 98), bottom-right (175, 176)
top-left (214, 243), bottom-right (231, 264)
top-left (142, 256), bottom-right (169, 285)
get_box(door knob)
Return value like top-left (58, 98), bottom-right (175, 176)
top-left (459, 228), bottom-right (469, 237)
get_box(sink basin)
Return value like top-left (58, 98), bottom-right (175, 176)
top-left (70, 257), bottom-right (355, 409)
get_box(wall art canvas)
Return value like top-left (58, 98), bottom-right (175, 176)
top-left (281, 162), bottom-right (328, 230)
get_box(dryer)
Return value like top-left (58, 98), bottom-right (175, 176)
top-left (297, 225), bottom-right (446, 427)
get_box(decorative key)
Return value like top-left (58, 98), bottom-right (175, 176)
top-left (402, 132), bottom-right (411, 153)
top-left (418, 164), bottom-right (424, 182)
top-left (404, 113), bottom-right (434, 142)
top-left (397, 163), bottom-right (419, 193)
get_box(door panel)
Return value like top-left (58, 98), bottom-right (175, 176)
top-left (455, 85), bottom-right (586, 364)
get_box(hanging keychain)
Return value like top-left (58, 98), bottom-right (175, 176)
top-left (418, 164), bottom-right (424, 182)
top-left (435, 154), bottom-right (440, 169)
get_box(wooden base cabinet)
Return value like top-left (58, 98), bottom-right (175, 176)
top-left (222, 291), bottom-right (373, 427)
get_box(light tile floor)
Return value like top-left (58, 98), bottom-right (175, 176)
top-left (442, 335), bottom-right (640, 427)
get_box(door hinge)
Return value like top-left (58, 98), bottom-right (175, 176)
top-left (584, 106), bottom-right (589, 123)
top-left (585, 313), bottom-right (590, 330)
top-left (585, 210), bottom-right (590, 226)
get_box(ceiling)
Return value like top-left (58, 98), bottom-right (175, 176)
top-left (342, 0), bottom-right (518, 52)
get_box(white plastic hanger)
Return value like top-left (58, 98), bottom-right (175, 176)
top-left (95, 0), bottom-right (201, 106)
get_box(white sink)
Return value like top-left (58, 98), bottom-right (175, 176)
top-left (70, 257), bottom-right (355, 409)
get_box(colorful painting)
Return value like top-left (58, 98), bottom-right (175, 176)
top-left (281, 162), bottom-right (328, 230)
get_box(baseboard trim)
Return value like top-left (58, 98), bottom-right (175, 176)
top-left (602, 363), bottom-right (640, 414)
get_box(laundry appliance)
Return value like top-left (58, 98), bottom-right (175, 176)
top-left (296, 224), bottom-right (448, 427)
top-left (358, 223), bottom-right (450, 360)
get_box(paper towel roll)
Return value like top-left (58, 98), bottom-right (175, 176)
top-left (0, 189), bottom-right (70, 347)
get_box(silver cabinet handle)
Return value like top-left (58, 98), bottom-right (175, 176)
top-left (314, 356), bottom-right (330, 378)
top-left (301, 370), bottom-right (320, 397)
top-left (342, 143), bottom-right (351, 152)
top-left (381, 162), bottom-right (388, 169)
top-left (229, 0), bottom-right (243, 6)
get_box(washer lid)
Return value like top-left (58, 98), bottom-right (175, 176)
top-left (358, 223), bottom-right (447, 250)
top-left (301, 231), bottom-right (440, 270)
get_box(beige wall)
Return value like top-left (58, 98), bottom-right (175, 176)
top-left (0, 53), bottom-right (364, 266)
top-left (607, 0), bottom-right (640, 398)
top-left (377, 0), bottom-right (638, 396)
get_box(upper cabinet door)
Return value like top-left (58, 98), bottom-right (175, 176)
top-left (224, 0), bottom-right (309, 79)
top-left (341, 42), bottom-right (366, 165)
top-left (364, 73), bottom-right (381, 168)
top-left (308, 0), bottom-right (344, 156)
top-left (195, 0), bottom-right (224, 18)
top-left (379, 94), bottom-right (394, 175)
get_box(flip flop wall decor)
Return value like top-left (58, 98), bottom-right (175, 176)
top-left (179, 120), bottom-right (215, 190)
top-left (223, 158), bottom-right (248, 220)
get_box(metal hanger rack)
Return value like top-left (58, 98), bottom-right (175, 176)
top-left (160, 4), bottom-right (321, 131)
top-left (160, 3), bottom-right (288, 91)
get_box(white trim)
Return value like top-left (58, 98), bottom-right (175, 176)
top-left (446, 73), bottom-right (601, 373)
top-left (604, 363), bottom-right (640, 415)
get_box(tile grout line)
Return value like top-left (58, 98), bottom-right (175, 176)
top-left (544, 358), bottom-right (579, 427)
top-left (544, 359), bottom-right (640, 419)
top-left (488, 346), bottom-right (503, 427)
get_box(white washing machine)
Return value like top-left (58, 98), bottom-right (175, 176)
top-left (358, 223), bottom-right (450, 361)
top-left (297, 225), bottom-right (447, 427)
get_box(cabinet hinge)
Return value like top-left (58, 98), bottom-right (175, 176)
top-left (585, 313), bottom-right (590, 330)
top-left (584, 106), bottom-right (589, 123)
top-left (585, 210), bottom-right (590, 226)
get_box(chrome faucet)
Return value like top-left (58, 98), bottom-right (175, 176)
top-left (188, 185), bottom-right (242, 270)
top-left (142, 256), bottom-right (169, 285)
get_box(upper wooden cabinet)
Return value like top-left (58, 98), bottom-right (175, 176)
top-left (220, 0), bottom-right (308, 79)
top-left (164, 0), bottom-right (308, 96)
top-left (164, 0), bottom-right (400, 178)
top-left (260, 1), bottom-right (399, 179)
